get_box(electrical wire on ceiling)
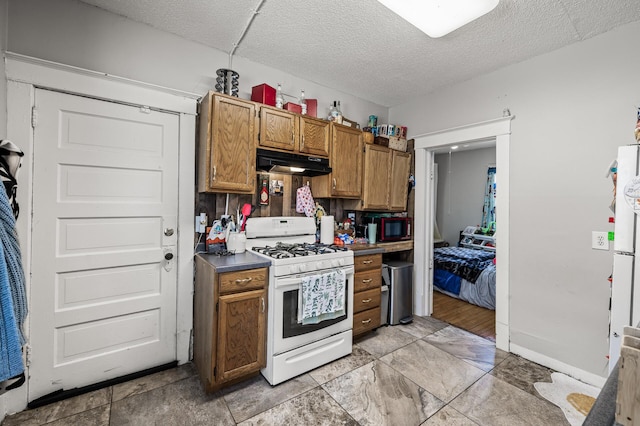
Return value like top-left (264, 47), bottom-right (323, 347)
top-left (228, 0), bottom-right (266, 69)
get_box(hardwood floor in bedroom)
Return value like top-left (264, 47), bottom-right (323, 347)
top-left (432, 291), bottom-right (496, 341)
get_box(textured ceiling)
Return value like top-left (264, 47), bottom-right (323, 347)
top-left (78, 0), bottom-right (640, 107)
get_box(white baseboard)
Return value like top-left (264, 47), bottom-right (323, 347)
top-left (509, 343), bottom-right (607, 388)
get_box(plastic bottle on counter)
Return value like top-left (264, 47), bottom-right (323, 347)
top-left (299, 90), bottom-right (307, 115)
top-left (336, 101), bottom-right (343, 124)
top-left (276, 84), bottom-right (284, 109)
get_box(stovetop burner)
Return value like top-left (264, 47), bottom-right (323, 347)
top-left (251, 242), bottom-right (348, 259)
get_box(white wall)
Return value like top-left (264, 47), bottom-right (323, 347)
top-left (7, 0), bottom-right (388, 127)
top-left (435, 147), bottom-right (496, 246)
top-left (0, 0), bottom-right (7, 137)
top-left (391, 21), bottom-right (640, 378)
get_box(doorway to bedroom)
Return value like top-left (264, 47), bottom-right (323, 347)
top-left (413, 116), bottom-right (512, 352)
top-left (431, 144), bottom-right (497, 341)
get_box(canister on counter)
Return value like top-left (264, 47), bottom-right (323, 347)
top-left (368, 115), bottom-right (377, 128)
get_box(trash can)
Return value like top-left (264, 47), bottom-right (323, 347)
top-left (382, 261), bottom-right (413, 325)
top-left (380, 283), bottom-right (389, 326)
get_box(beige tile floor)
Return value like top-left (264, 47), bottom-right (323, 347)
top-left (2, 316), bottom-right (570, 426)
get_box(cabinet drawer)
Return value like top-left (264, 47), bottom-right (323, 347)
top-left (354, 268), bottom-right (382, 293)
top-left (353, 307), bottom-right (381, 336)
top-left (219, 268), bottom-right (267, 294)
top-left (354, 287), bottom-right (381, 314)
top-left (354, 254), bottom-right (382, 273)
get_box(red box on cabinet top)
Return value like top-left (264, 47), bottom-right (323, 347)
top-left (284, 102), bottom-right (302, 114)
top-left (251, 84), bottom-right (276, 106)
top-left (306, 99), bottom-right (318, 117)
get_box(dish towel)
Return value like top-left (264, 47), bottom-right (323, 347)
top-left (296, 185), bottom-right (315, 217)
top-left (299, 270), bottom-right (346, 325)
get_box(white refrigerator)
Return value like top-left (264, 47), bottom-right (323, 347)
top-left (610, 144), bottom-right (640, 371)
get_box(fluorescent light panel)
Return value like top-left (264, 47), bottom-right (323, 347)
top-left (377, 0), bottom-right (499, 38)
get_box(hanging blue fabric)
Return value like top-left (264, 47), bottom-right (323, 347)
top-left (0, 237), bottom-right (24, 382)
top-left (0, 184), bottom-right (27, 344)
top-left (481, 167), bottom-right (497, 230)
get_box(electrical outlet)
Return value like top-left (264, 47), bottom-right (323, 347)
top-left (592, 231), bottom-right (609, 250)
top-left (195, 213), bottom-right (207, 233)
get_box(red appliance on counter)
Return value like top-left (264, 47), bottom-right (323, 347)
top-left (372, 216), bottom-right (412, 242)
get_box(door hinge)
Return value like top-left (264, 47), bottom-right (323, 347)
top-left (430, 171), bottom-right (434, 180)
top-left (215, 301), bottom-right (219, 312)
top-left (429, 259), bottom-right (434, 269)
top-left (31, 106), bottom-right (38, 128)
top-left (25, 344), bottom-right (32, 367)
top-left (213, 366), bottom-right (217, 377)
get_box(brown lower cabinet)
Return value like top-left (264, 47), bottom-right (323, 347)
top-left (352, 253), bottom-right (383, 338)
top-left (193, 256), bottom-right (268, 392)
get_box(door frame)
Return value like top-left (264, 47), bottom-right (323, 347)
top-left (5, 52), bottom-right (197, 413)
top-left (412, 116), bottom-right (513, 352)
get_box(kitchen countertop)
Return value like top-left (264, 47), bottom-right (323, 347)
top-left (195, 252), bottom-right (271, 273)
top-left (348, 240), bottom-right (414, 255)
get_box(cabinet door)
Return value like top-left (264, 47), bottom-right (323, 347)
top-left (259, 107), bottom-right (298, 151)
top-left (362, 144), bottom-right (391, 210)
top-left (216, 288), bottom-right (266, 383)
top-left (201, 93), bottom-right (257, 193)
top-left (331, 124), bottom-right (363, 198)
top-left (299, 116), bottom-right (330, 157)
top-left (389, 150), bottom-right (412, 211)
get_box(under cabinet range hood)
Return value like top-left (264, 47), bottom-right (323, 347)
top-left (256, 148), bottom-right (332, 176)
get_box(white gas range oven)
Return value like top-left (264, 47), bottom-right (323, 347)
top-left (244, 216), bottom-right (354, 385)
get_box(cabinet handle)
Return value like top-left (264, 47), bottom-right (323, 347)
top-left (261, 297), bottom-right (265, 313)
top-left (362, 278), bottom-right (373, 283)
top-left (301, 134), bottom-right (305, 148)
top-left (211, 165), bottom-right (217, 182)
top-left (361, 318), bottom-right (372, 324)
top-left (234, 277), bottom-right (253, 285)
top-left (292, 130), bottom-right (295, 144)
top-left (332, 178), bottom-right (336, 189)
top-left (362, 260), bottom-right (373, 265)
top-left (361, 298), bottom-right (372, 303)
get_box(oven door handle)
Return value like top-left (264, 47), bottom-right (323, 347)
top-left (275, 267), bottom-right (355, 288)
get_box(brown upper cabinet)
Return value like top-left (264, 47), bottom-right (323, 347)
top-left (388, 149), bottom-right (412, 211)
top-left (360, 144), bottom-right (411, 211)
top-left (259, 106), bottom-right (330, 157)
top-left (312, 123), bottom-right (363, 198)
top-left (198, 92), bottom-right (258, 194)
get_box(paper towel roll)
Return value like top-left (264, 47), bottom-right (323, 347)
top-left (320, 215), bottom-right (334, 245)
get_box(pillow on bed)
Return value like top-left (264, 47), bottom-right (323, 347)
top-left (434, 269), bottom-right (462, 295)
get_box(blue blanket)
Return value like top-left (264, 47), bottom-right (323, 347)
top-left (0, 239), bottom-right (24, 382)
top-left (433, 246), bottom-right (494, 283)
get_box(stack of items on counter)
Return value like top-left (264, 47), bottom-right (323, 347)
top-left (363, 115), bottom-right (408, 152)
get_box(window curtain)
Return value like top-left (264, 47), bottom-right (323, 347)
top-left (481, 167), bottom-right (496, 231)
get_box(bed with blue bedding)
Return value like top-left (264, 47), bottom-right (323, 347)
top-left (433, 246), bottom-right (496, 310)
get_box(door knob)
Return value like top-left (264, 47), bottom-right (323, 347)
top-left (164, 228), bottom-right (174, 236)
top-left (165, 252), bottom-right (174, 260)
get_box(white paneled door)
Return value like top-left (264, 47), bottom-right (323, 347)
top-left (29, 89), bottom-right (179, 401)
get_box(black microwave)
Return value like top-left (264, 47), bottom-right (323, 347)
top-left (373, 217), bottom-right (412, 242)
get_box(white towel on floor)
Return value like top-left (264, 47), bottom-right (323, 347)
top-left (298, 270), bottom-right (346, 325)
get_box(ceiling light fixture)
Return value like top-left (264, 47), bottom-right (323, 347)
top-left (376, 0), bottom-right (499, 38)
